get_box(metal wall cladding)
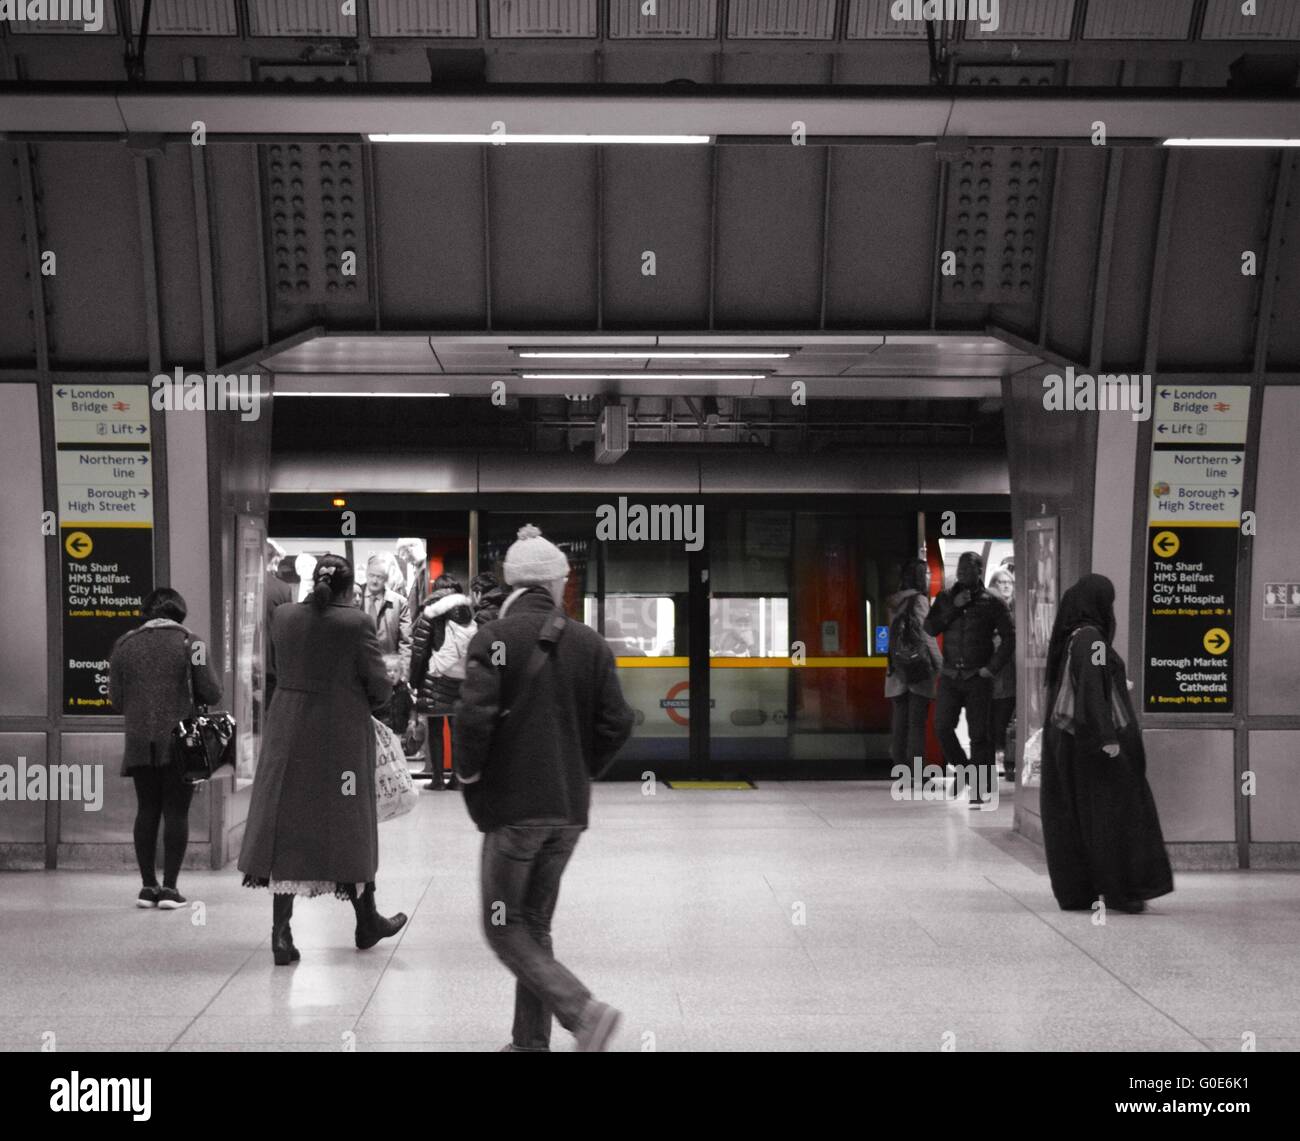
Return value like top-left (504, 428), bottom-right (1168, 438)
top-left (1249, 732), bottom-right (1300, 842)
top-left (488, 0), bottom-right (597, 37)
top-left (369, 0), bottom-right (479, 36)
top-left (0, 387), bottom-right (47, 716)
top-left (1202, 0), bottom-right (1300, 40)
top-left (941, 135), bottom-right (1053, 308)
top-left (965, 0), bottom-right (1074, 40)
top-left (5, 1), bottom-right (118, 32)
top-left (726, 0), bottom-right (837, 40)
top-left (609, 0), bottom-right (718, 38)
top-left (1083, 0), bottom-right (1194, 40)
top-left (0, 735), bottom-right (47, 844)
top-left (1142, 729), bottom-right (1236, 842)
top-left (128, 0), bottom-right (238, 35)
top-left (845, 0), bottom-right (924, 39)
top-left (247, 0), bottom-right (357, 36)
top-left (260, 136), bottom-right (372, 309)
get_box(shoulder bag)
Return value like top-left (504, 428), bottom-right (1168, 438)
top-left (170, 638), bottom-right (237, 785)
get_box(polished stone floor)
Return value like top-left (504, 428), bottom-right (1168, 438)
top-left (2, 782), bottom-right (1297, 1052)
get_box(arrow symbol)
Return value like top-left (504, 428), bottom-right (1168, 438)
top-left (139, 489), bottom-right (150, 498)
top-left (1207, 633), bottom-right (1226, 650)
top-left (1230, 488), bottom-right (1239, 497)
top-left (1231, 455), bottom-right (1242, 464)
top-left (69, 537), bottom-right (90, 555)
top-left (1157, 424), bottom-right (1167, 433)
top-left (1156, 536), bottom-right (1176, 554)
top-left (56, 388), bottom-right (67, 398)
top-left (139, 455), bottom-right (149, 465)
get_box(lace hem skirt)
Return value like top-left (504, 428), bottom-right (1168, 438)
top-left (241, 874), bottom-right (360, 900)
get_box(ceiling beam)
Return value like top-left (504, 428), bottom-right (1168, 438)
top-left (4, 84), bottom-right (1299, 144)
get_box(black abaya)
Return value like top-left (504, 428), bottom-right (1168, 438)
top-left (1040, 620), bottom-right (1174, 909)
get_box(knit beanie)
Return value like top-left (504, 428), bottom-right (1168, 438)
top-left (502, 524), bottom-right (570, 587)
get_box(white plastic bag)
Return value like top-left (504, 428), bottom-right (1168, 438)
top-left (1021, 726), bottom-right (1043, 788)
top-left (374, 717), bottom-right (418, 822)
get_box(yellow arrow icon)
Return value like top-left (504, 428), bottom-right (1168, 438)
top-left (64, 531), bottom-right (93, 559)
top-left (1152, 530), bottom-right (1180, 558)
top-left (1203, 628), bottom-right (1230, 656)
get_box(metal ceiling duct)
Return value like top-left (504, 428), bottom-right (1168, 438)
top-left (4, 84), bottom-right (1299, 143)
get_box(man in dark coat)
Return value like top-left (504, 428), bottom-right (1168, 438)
top-left (454, 524), bottom-right (634, 1053)
top-left (924, 550), bottom-right (1014, 807)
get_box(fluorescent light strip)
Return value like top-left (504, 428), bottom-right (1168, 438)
top-left (277, 391), bottom-right (451, 397)
top-left (368, 133), bottom-right (712, 145)
top-left (518, 351), bottom-right (791, 360)
top-left (1163, 138), bottom-right (1300, 147)
top-left (521, 373), bottom-right (766, 381)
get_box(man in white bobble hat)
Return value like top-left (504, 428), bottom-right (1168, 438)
top-left (455, 524), bottom-right (634, 1052)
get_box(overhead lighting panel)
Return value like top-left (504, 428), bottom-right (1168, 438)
top-left (516, 351), bottom-right (791, 359)
top-left (1163, 138), bottom-right (1300, 147)
top-left (521, 373), bottom-right (767, 381)
top-left (368, 133), bottom-right (711, 144)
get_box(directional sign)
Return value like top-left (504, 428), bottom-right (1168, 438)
top-left (1143, 386), bottom-right (1250, 714)
top-left (53, 384), bottom-right (155, 715)
top-left (1153, 385), bottom-right (1249, 444)
top-left (53, 385), bottom-right (152, 445)
top-left (1149, 448), bottom-right (1245, 524)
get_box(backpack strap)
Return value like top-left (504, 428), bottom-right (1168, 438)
top-left (495, 613), bottom-right (567, 748)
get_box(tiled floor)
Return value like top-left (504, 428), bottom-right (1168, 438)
top-left (3, 782), bottom-right (1298, 1052)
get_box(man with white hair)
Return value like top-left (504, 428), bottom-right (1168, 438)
top-left (356, 552), bottom-right (412, 677)
top-left (454, 524), bottom-right (634, 1053)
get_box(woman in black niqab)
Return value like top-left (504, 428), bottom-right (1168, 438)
top-left (1040, 573), bottom-right (1174, 913)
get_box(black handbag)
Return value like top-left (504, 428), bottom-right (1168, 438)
top-left (170, 638), bottom-right (237, 785)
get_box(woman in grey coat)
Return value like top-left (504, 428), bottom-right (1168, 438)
top-left (237, 554), bottom-right (408, 966)
top-left (109, 588), bottom-right (222, 910)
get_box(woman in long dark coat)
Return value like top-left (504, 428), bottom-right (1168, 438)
top-left (1040, 573), bottom-right (1174, 913)
top-left (238, 554), bottom-right (408, 965)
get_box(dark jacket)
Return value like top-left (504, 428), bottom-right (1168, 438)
top-left (109, 619), bottom-right (222, 776)
top-left (237, 600), bottom-right (392, 884)
top-left (924, 582), bottom-right (1014, 678)
top-left (883, 589), bottom-right (943, 700)
top-left (410, 591), bottom-right (475, 713)
top-left (453, 587), bottom-right (635, 832)
top-left (472, 584), bottom-right (508, 627)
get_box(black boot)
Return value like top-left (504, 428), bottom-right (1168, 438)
top-left (351, 882), bottom-right (407, 950)
top-left (272, 893), bottom-right (300, 966)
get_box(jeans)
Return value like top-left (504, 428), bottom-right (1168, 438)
top-left (934, 672), bottom-right (995, 801)
top-left (480, 823), bottom-right (591, 1051)
top-left (889, 692), bottom-right (931, 776)
top-left (990, 695), bottom-right (1016, 762)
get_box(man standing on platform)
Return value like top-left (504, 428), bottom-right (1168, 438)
top-left (924, 550), bottom-right (1014, 808)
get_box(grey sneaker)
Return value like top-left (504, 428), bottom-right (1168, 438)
top-left (574, 1000), bottom-right (621, 1052)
